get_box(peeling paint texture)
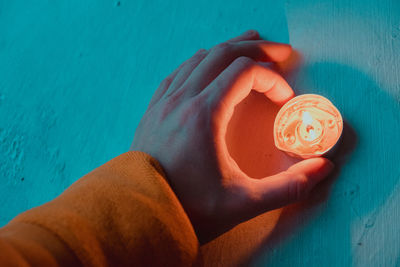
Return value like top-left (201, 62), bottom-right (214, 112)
top-left (0, 0), bottom-right (399, 266)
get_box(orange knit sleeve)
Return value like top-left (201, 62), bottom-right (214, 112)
top-left (0, 152), bottom-right (199, 266)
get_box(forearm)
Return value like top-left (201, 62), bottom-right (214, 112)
top-left (0, 152), bottom-right (199, 266)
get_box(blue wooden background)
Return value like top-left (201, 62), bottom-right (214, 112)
top-left (0, 0), bottom-right (399, 266)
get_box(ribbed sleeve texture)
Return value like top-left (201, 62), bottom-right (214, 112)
top-left (0, 152), bottom-right (199, 266)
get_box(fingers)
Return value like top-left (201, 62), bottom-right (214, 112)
top-left (148, 67), bottom-right (181, 108)
top-left (204, 57), bottom-right (294, 115)
top-left (246, 157), bottom-right (334, 213)
top-left (164, 49), bottom-right (208, 97)
top-left (150, 30), bottom-right (291, 106)
top-left (163, 30), bottom-right (261, 98)
top-left (148, 48), bottom-right (209, 107)
top-left (150, 30), bottom-right (262, 106)
top-left (182, 39), bottom-right (292, 96)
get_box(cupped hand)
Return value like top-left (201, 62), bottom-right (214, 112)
top-left (131, 30), bottom-right (334, 243)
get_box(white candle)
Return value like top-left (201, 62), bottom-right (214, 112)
top-left (274, 94), bottom-right (343, 158)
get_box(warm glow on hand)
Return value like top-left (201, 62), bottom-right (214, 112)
top-left (133, 30), bottom-right (335, 243)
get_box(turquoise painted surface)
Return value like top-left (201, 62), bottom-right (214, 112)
top-left (252, 1), bottom-right (400, 266)
top-left (0, 0), bottom-right (288, 225)
top-left (0, 0), bottom-right (399, 266)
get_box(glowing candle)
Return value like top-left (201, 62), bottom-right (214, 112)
top-left (273, 94), bottom-right (343, 158)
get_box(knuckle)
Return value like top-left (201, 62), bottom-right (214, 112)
top-left (190, 49), bottom-right (207, 61)
top-left (161, 76), bottom-right (173, 87)
top-left (197, 48), bottom-right (207, 54)
top-left (247, 29), bottom-right (259, 38)
top-left (190, 94), bottom-right (206, 110)
top-left (233, 56), bottom-right (254, 68)
top-left (213, 42), bottom-right (232, 52)
top-left (168, 89), bottom-right (184, 103)
top-left (160, 100), bottom-right (174, 120)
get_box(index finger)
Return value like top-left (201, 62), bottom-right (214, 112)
top-left (204, 57), bottom-right (294, 110)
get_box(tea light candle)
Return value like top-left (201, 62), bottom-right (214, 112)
top-left (273, 94), bottom-right (343, 158)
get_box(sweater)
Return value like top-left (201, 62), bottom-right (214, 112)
top-left (0, 152), bottom-right (199, 266)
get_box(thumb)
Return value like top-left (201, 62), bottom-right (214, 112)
top-left (246, 157), bottom-right (334, 214)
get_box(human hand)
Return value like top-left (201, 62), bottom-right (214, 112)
top-left (131, 30), bottom-right (334, 244)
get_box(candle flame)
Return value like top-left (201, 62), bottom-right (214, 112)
top-left (302, 111), bottom-right (313, 125)
top-left (302, 111), bottom-right (317, 141)
top-left (309, 129), bottom-right (316, 140)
